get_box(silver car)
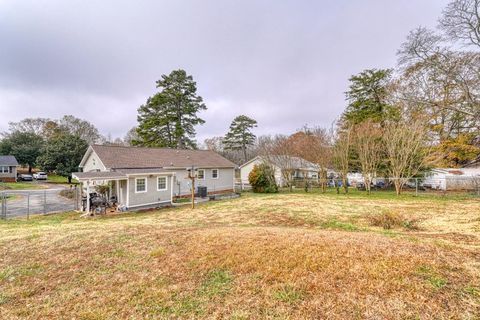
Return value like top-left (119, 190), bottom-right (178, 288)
top-left (33, 172), bottom-right (48, 180)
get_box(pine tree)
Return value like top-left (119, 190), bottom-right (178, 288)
top-left (343, 69), bottom-right (397, 125)
top-left (223, 115), bottom-right (257, 162)
top-left (136, 69), bottom-right (206, 149)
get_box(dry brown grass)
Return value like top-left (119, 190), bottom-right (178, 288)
top-left (0, 192), bottom-right (479, 319)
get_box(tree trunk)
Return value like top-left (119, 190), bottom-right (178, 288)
top-left (242, 145), bottom-right (247, 163)
top-left (68, 176), bottom-right (72, 184)
top-left (323, 170), bottom-right (328, 193)
top-left (343, 176), bottom-right (348, 194)
top-left (394, 179), bottom-right (402, 195)
top-left (365, 176), bottom-right (371, 195)
top-left (289, 171), bottom-right (293, 192)
top-left (28, 166), bottom-right (32, 173)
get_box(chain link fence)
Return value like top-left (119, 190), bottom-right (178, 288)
top-left (289, 176), bottom-right (480, 197)
top-left (0, 186), bottom-right (82, 219)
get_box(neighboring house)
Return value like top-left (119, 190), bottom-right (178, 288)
top-left (239, 156), bottom-right (320, 187)
top-left (0, 155), bottom-right (19, 183)
top-left (72, 145), bottom-right (236, 211)
top-left (422, 168), bottom-right (480, 191)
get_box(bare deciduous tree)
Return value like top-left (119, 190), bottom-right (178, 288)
top-left (124, 127), bottom-right (140, 146)
top-left (260, 135), bottom-right (298, 191)
top-left (333, 126), bottom-right (353, 194)
top-left (396, 27), bottom-right (480, 158)
top-left (353, 120), bottom-right (384, 194)
top-left (384, 119), bottom-right (430, 195)
top-left (288, 127), bottom-right (332, 192)
top-left (440, 0), bottom-right (480, 48)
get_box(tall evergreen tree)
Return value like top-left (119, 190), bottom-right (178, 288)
top-left (343, 69), bottom-right (397, 125)
top-left (136, 69), bottom-right (207, 149)
top-left (223, 115), bottom-right (257, 162)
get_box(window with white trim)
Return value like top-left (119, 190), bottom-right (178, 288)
top-left (157, 176), bottom-right (167, 191)
top-left (0, 166), bottom-right (9, 173)
top-left (197, 169), bottom-right (205, 180)
top-left (212, 169), bottom-right (219, 179)
top-left (135, 178), bottom-right (147, 193)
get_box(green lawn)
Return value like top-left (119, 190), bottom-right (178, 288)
top-left (0, 191), bottom-right (478, 319)
top-left (44, 174), bottom-right (79, 185)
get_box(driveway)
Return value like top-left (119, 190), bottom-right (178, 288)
top-left (1, 184), bottom-right (77, 218)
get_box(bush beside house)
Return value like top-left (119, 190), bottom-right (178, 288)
top-left (248, 164), bottom-right (278, 193)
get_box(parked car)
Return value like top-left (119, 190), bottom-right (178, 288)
top-left (373, 181), bottom-right (386, 189)
top-left (17, 174), bottom-right (33, 181)
top-left (356, 182), bottom-right (367, 190)
top-left (33, 172), bottom-right (48, 180)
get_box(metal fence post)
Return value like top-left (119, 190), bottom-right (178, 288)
top-left (27, 193), bottom-right (30, 220)
top-left (43, 190), bottom-right (47, 214)
top-left (415, 178), bottom-right (418, 197)
top-left (4, 192), bottom-right (7, 219)
top-left (1, 192), bottom-right (4, 219)
top-left (2, 192), bottom-right (7, 219)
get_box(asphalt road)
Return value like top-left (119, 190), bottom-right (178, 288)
top-left (1, 183), bottom-right (77, 218)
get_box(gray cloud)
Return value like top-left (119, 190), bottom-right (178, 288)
top-left (0, 0), bottom-right (448, 142)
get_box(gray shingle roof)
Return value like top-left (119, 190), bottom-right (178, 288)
top-left (87, 145), bottom-right (236, 169)
top-left (72, 171), bottom-right (127, 181)
top-left (0, 155), bottom-right (19, 166)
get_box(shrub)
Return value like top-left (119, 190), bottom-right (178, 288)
top-left (95, 184), bottom-right (110, 196)
top-left (248, 163), bottom-right (278, 193)
top-left (368, 211), bottom-right (420, 230)
top-left (59, 189), bottom-right (75, 199)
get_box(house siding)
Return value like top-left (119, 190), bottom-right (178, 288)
top-left (240, 158), bottom-right (283, 186)
top-left (127, 175), bottom-right (172, 208)
top-left (0, 166), bottom-right (17, 182)
top-left (172, 168), bottom-right (234, 197)
top-left (82, 150), bottom-right (107, 172)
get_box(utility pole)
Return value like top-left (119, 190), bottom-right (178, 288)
top-left (187, 166), bottom-right (197, 209)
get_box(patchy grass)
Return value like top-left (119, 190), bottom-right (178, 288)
top-left (0, 182), bottom-right (46, 190)
top-left (0, 192), bottom-right (479, 319)
top-left (272, 285), bottom-right (304, 304)
top-left (199, 269), bottom-right (233, 297)
top-left (59, 189), bottom-right (76, 199)
top-left (368, 210), bottom-right (421, 230)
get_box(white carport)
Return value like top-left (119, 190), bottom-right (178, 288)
top-left (72, 171), bottom-right (128, 213)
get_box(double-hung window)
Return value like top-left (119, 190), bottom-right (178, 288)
top-left (197, 169), bottom-right (205, 180)
top-left (212, 169), bottom-right (219, 179)
top-left (0, 166), bottom-right (9, 173)
top-left (157, 176), bottom-right (167, 191)
top-left (135, 178), bottom-right (147, 193)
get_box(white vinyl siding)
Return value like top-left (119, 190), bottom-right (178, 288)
top-left (128, 175), bottom-right (172, 207)
top-left (157, 176), bottom-right (167, 191)
top-left (135, 178), bottom-right (147, 193)
top-left (173, 168), bottom-right (234, 197)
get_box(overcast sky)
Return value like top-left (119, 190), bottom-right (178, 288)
top-left (0, 0), bottom-right (449, 142)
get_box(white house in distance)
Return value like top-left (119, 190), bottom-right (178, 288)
top-left (239, 155), bottom-right (320, 187)
top-left (72, 145), bottom-right (236, 211)
top-left (0, 155), bottom-right (19, 183)
top-left (422, 162), bottom-right (480, 191)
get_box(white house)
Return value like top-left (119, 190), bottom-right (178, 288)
top-left (72, 145), bottom-right (237, 211)
top-left (239, 156), bottom-right (320, 187)
top-left (422, 167), bottom-right (480, 191)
